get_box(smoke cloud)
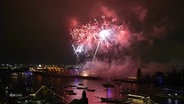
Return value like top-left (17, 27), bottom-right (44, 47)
top-left (69, 0), bottom-right (183, 78)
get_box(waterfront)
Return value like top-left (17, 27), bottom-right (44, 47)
top-left (0, 72), bottom-right (184, 104)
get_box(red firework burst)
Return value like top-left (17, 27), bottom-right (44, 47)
top-left (70, 16), bottom-right (131, 59)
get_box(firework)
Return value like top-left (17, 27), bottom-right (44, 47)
top-left (72, 44), bottom-right (81, 63)
top-left (70, 16), bottom-right (131, 61)
top-left (93, 41), bottom-right (101, 60)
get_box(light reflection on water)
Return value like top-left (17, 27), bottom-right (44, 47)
top-left (167, 98), bottom-right (179, 104)
top-left (168, 98), bottom-right (172, 104)
top-left (1, 73), bottom-right (184, 104)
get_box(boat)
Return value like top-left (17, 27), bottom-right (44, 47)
top-left (96, 96), bottom-right (131, 103)
top-left (102, 82), bottom-right (115, 88)
top-left (101, 97), bottom-right (122, 103)
top-left (77, 87), bottom-right (88, 90)
top-left (86, 88), bottom-right (95, 92)
top-left (127, 94), bottom-right (155, 104)
top-left (120, 88), bottom-right (135, 94)
top-left (128, 94), bottom-right (145, 100)
top-left (78, 83), bottom-right (84, 86)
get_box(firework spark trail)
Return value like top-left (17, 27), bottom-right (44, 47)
top-left (93, 29), bottom-right (111, 60)
top-left (93, 41), bottom-right (101, 60)
top-left (72, 44), bottom-right (81, 63)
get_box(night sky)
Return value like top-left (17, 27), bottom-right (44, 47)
top-left (1, 0), bottom-right (184, 64)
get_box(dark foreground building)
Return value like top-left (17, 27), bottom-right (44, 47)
top-left (70, 90), bottom-right (88, 104)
